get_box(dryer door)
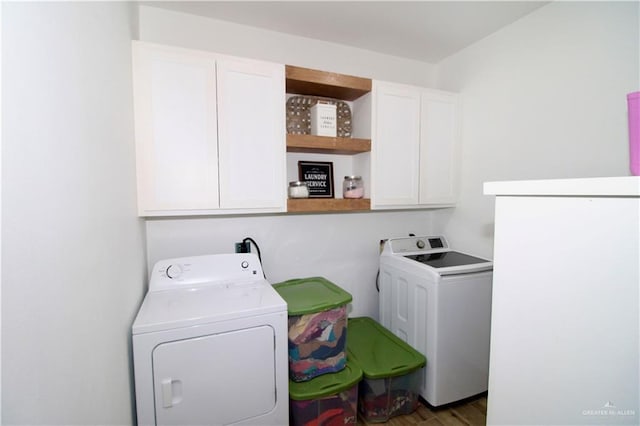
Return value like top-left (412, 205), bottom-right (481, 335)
top-left (152, 325), bottom-right (276, 425)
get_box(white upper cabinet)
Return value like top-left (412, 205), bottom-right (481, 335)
top-left (419, 90), bottom-right (459, 205)
top-left (372, 81), bottom-right (460, 209)
top-left (132, 42), bottom-right (458, 216)
top-left (133, 42), bottom-right (219, 213)
top-left (217, 58), bottom-right (285, 210)
top-left (372, 81), bottom-right (421, 206)
top-left (132, 42), bottom-right (285, 216)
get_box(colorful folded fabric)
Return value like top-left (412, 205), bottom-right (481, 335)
top-left (288, 306), bottom-right (347, 381)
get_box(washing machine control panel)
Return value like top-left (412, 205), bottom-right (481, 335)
top-left (149, 253), bottom-right (264, 291)
top-left (385, 236), bottom-right (449, 254)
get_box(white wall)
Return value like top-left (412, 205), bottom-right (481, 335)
top-left (2, 3), bottom-right (145, 424)
top-left (1, 3), bottom-right (4, 420)
top-left (138, 6), bottom-right (437, 90)
top-left (432, 1), bottom-right (640, 258)
top-left (138, 6), bottom-right (440, 318)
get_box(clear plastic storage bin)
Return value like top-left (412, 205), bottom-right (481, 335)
top-left (289, 362), bottom-right (362, 426)
top-left (347, 317), bottom-right (426, 423)
top-left (273, 277), bottom-right (353, 382)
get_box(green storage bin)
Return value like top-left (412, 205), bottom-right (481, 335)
top-left (273, 277), bottom-right (353, 382)
top-left (289, 363), bottom-right (363, 426)
top-left (347, 317), bottom-right (426, 423)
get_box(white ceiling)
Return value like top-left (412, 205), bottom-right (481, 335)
top-left (145, 1), bottom-right (549, 63)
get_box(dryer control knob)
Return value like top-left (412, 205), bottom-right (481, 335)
top-left (166, 264), bottom-right (183, 279)
top-left (241, 261), bottom-right (249, 269)
top-left (416, 240), bottom-right (426, 249)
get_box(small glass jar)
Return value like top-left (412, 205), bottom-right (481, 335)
top-left (288, 181), bottom-right (309, 199)
top-left (343, 176), bottom-right (364, 199)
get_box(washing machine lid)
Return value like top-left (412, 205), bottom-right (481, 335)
top-left (132, 279), bottom-right (286, 335)
top-left (405, 251), bottom-right (488, 269)
top-left (402, 251), bottom-right (492, 275)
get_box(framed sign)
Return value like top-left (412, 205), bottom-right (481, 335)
top-left (298, 161), bottom-right (334, 198)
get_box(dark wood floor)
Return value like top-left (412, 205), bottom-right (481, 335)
top-left (357, 394), bottom-right (487, 426)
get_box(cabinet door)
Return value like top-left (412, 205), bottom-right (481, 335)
top-left (132, 42), bottom-right (219, 214)
top-left (217, 58), bottom-right (286, 210)
top-left (372, 81), bottom-right (421, 207)
top-left (419, 91), bottom-right (459, 205)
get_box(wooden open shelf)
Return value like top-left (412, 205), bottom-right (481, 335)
top-left (286, 65), bottom-right (372, 101)
top-left (287, 134), bottom-right (370, 155)
top-left (285, 65), bottom-right (372, 213)
top-left (287, 198), bottom-right (370, 213)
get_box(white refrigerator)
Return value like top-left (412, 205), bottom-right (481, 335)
top-left (484, 177), bottom-right (639, 425)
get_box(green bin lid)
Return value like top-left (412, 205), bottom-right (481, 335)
top-left (289, 363), bottom-right (363, 400)
top-left (347, 317), bottom-right (426, 379)
top-left (273, 277), bottom-right (352, 316)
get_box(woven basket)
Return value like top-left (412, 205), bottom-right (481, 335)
top-left (287, 95), bottom-right (352, 137)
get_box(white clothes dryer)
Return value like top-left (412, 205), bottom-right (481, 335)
top-left (132, 253), bottom-right (288, 425)
top-left (379, 236), bottom-right (493, 407)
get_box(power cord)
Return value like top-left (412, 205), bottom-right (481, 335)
top-left (242, 237), bottom-right (265, 278)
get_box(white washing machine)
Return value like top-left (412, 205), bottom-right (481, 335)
top-left (379, 236), bottom-right (493, 407)
top-left (132, 253), bottom-right (288, 426)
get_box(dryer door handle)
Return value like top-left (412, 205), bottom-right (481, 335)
top-left (161, 378), bottom-right (183, 408)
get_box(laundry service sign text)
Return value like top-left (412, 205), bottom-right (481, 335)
top-left (298, 161), bottom-right (334, 198)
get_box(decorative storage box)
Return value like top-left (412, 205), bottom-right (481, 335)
top-left (347, 317), bottom-right (426, 423)
top-left (273, 277), bottom-right (352, 382)
top-left (289, 362), bottom-right (362, 426)
top-left (310, 102), bottom-right (337, 137)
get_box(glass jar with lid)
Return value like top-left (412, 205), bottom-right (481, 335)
top-left (343, 176), bottom-right (364, 199)
top-left (288, 181), bottom-right (309, 199)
